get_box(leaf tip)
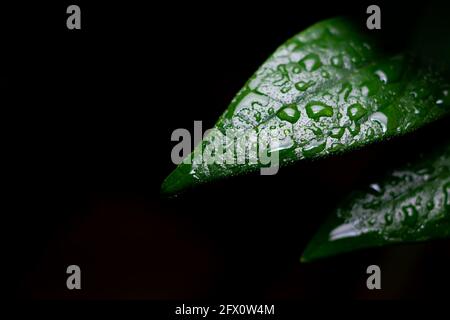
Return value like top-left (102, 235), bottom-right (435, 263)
top-left (160, 162), bottom-right (196, 196)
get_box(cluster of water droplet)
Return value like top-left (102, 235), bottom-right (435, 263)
top-left (191, 19), bottom-right (450, 182)
top-left (217, 20), bottom-right (450, 169)
top-left (332, 147), bottom-right (450, 242)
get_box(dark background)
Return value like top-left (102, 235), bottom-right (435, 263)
top-left (6, 0), bottom-right (450, 300)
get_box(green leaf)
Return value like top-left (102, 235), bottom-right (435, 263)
top-left (162, 17), bottom-right (450, 195)
top-left (301, 142), bottom-right (450, 262)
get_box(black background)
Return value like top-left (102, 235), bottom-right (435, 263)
top-left (7, 0), bottom-right (450, 301)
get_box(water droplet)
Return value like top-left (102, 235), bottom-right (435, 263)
top-left (374, 70), bottom-right (388, 84)
top-left (321, 70), bottom-right (330, 78)
top-left (366, 127), bottom-right (376, 139)
top-left (292, 66), bottom-right (302, 74)
top-left (330, 127), bottom-right (345, 139)
top-left (273, 64), bottom-right (291, 87)
top-left (436, 88), bottom-right (450, 107)
top-left (277, 63), bottom-right (289, 74)
top-left (305, 101), bottom-right (334, 120)
top-left (347, 103), bottom-right (367, 121)
top-left (347, 123), bottom-right (361, 136)
top-left (270, 137), bottom-right (294, 153)
top-left (310, 124), bottom-right (323, 136)
top-left (373, 57), bottom-right (405, 84)
top-left (369, 183), bottom-right (383, 194)
top-left (329, 142), bottom-right (344, 152)
top-left (281, 86), bottom-right (291, 93)
top-left (295, 80), bottom-right (315, 91)
top-left (339, 82), bottom-right (352, 101)
top-left (254, 111), bottom-right (261, 122)
top-left (331, 55), bottom-right (343, 68)
top-left (384, 213), bottom-right (393, 226)
top-left (402, 205), bottom-right (419, 227)
top-left (298, 53), bottom-right (322, 72)
top-left (268, 107), bottom-right (275, 114)
top-left (302, 138), bottom-right (326, 157)
top-left (369, 112), bottom-right (388, 133)
top-left (322, 92), bottom-right (332, 100)
top-left (361, 86), bottom-right (369, 96)
top-left (277, 103), bottom-right (300, 124)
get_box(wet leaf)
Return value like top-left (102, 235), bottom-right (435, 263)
top-left (162, 17), bottom-right (450, 195)
top-left (301, 142), bottom-right (450, 262)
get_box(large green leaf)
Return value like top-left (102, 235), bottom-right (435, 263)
top-left (301, 141), bottom-right (450, 262)
top-left (162, 17), bottom-right (450, 195)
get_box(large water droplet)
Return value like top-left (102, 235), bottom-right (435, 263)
top-left (347, 103), bottom-right (367, 121)
top-left (305, 101), bottom-right (334, 120)
top-left (277, 103), bottom-right (300, 124)
top-left (298, 53), bottom-right (322, 72)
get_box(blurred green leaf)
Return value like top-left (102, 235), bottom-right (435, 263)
top-left (302, 142), bottom-right (450, 262)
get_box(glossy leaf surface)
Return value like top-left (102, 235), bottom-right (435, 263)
top-left (302, 142), bottom-right (450, 262)
top-left (162, 17), bottom-right (450, 195)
